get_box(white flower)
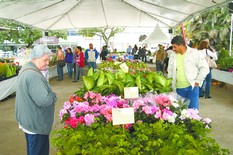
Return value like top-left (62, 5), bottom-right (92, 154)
top-left (172, 102), bottom-right (179, 108)
top-left (168, 113), bottom-right (177, 123)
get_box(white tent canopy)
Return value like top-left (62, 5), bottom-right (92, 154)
top-left (0, 0), bottom-right (232, 30)
top-left (145, 24), bottom-right (170, 44)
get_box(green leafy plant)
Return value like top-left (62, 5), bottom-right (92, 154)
top-left (76, 67), bottom-right (172, 97)
top-left (51, 121), bottom-right (229, 155)
top-left (216, 49), bottom-right (233, 70)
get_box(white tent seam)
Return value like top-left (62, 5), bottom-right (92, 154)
top-left (121, 0), bottom-right (171, 27)
top-left (14, 0), bottom-right (64, 20)
top-left (47, 0), bottom-right (83, 30)
top-left (140, 0), bottom-right (190, 16)
top-left (101, 0), bottom-right (108, 27)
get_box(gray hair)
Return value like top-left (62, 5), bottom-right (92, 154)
top-left (31, 44), bottom-right (51, 59)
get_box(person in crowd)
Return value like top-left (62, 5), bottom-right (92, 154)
top-left (167, 36), bottom-right (209, 109)
top-left (141, 46), bottom-right (147, 62)
top-left (73, 46), bottom-right (85, 82)
top-left (132, 44), bottom-right (138, 57)
top-left (65, 47), bottom-right (73, 79)
top-left (56, 46), bottom-right (65, 81)
top-left (138, 47), bottom-right (142, 60)
top-left (126, 45), bottom-right (132, 55)
top-left (72, 47), bottom-right (76, 80)
top-left (100, 45), bottom-right (109, 61)
top-left (85, 43), bottom-right (98, 70)
top-left (155, 44), bottom-right (165, 73)
top-left (15, 44), bottom-right (57, 155)
top-left (164, 46), bottom-right (173, 73)
top-left (198, 39), bottom-right (218, 99)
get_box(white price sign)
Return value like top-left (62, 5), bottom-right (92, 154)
top-left (112, 108), bottom-right (135, 125)
top-left (124, 87), bottom-right (139, 99)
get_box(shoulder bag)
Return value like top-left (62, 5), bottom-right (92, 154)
top-left (57, 60), bottom-right (66, 67)
top-left (205, 49), bottom-right (217, 68)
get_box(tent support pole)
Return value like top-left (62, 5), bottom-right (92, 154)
top-left (230, 14), bottom-right (233, 56)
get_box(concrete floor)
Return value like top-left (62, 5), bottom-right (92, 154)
top-left (0, 73), bottom-right (233, 155)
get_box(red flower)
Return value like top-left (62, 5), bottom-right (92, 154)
top-left (78, 116), bottom-right (85, 124)
top-left (75, 96), bottom-right (82, 102)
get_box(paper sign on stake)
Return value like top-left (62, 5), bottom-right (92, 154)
top-left (112, 108), bottom-right (135, 125)
top-left (124, 87), bottom-right (139, 99)
top-left (119, 62), bottom-right (129, 73)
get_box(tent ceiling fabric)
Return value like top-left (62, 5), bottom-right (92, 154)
top-left (0, 0), bottom-right (231, 30)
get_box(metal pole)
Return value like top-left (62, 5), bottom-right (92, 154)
top-left (229, 14), bottom-right (233, 56)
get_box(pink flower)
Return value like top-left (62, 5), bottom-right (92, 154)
top-left (65, 117), bottom-right (79, 128)
top-left (154, 95), bottom-right (172, 107)
top-left (59, 109), bottom-right (68, 119)
top-left (203, 118), bottom-right (212, 124)
top-left (187, 109), bottom-right (201, 121)
top-left (100, 106), bottom-right (113, 122)
top-left (78, 116), bottom-right (85, 124)
top-left (63, 101), bottom-right (71, 110)
top-left (84, 114), bottom-right (95, 126)
top-left (133, 99), bottom-right (145, 109)
top-left (91, 104), bottom-right (101, 112)
top-left (155, 110), bottom-right (162, 119)
top-left (69, 109), bottom-right (77, 118)
top-left (142, 106), bottom-right (153, 115)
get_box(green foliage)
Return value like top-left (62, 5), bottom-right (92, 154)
top-left (78, 27), bottom-right (124, 46)
top-left (51, 121), bottom-right (230, 155)
top-left (80, 67), bottom-right (172, 96)
top-left (216, 49), bottom-right (233, 70)
top-left (49, 54), bottom-right (57, 67)
top-left (0, 19), bottom-right (67, 47)
top-left (175, 6), bottom-right (231, 51)
top-left (0, 62), bottom-right (16, 79)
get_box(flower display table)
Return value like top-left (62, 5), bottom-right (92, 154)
top-left (0, 76), bottom-right (17, 100)
top-left (47, 65), bottom-right (68, 79)
top-left (212, 69), bottom-right (233, 85)
top-left (0, 65), bottom-right (68, 100)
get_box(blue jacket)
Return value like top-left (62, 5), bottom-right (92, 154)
top-left (85, 49), bottom-right (98, 62)
top-left (65, 52), bottom-right (73, 63)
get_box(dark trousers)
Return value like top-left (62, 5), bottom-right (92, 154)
top-left (199, 69), bottom-right (212, 98)
top-left (156, 60), bottom-right (164, 73)
top-left (73, 63), bottom-right (76, 79)
top-left (57, 65), bottom-right (63, 80)
top-left (88, 62), bottom-right (97, 70)
top-left (25, 133), bottom-right (49, 155)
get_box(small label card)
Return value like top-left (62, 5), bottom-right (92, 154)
top-left (119, 62), bottom-right (129, 73)
top-left (112, 108), bottom-right (135, 125)
top-left (124, 87), bottom-right (139, 99)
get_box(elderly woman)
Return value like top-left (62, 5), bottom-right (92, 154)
top-left (15, 45), bottom-right (57, 155)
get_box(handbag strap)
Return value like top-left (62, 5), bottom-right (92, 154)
top-left (19, 68), bottom-right (41, 76)
top-left (206, 49), bottom-right (208, 56)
